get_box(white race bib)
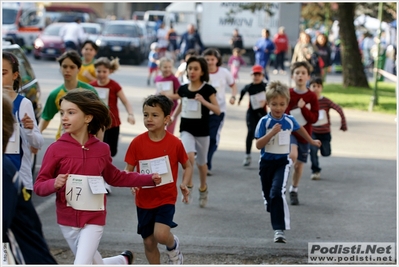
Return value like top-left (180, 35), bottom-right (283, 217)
top-left (95, 87), bottom-right (110, 105)
top-left (250, 91), bottom-right (266, 110)
top-left (65, 174), bottom-right (106, 211)
top-left (290, 108), bottom-right (307, 126)
top-left (5, 122), bottom-right (20, 154)
top-left (313, 109), bottom-right (328, 126)
top-left (265, 130), bottom-right (291, 154)
top-left (155, 81), bottom-right (173, 95)
top-left (181, 97), bottom-right (201, 119)
top-left (139, 156), bottom-right (173, 188)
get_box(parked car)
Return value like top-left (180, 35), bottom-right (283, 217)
top-left (95, 20), bottom-right (147, 65)
top-left (33, 22), bottom-right (66, 60)
top-left (3, 42), bottom-right (42, 175)
top-left (55, 12), bottom-right (90, 23)
top-left (81, 22), bottom-right (102, 42)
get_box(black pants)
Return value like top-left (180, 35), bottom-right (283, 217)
top-left (246, 110), bottom-right (266, 154)
top-left (274, 52), bottom-right (285, 71)
top-left (103, 126), bottom-right (120, 157)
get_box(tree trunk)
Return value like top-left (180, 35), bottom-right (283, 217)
top-left (337, 3), bottom-right (370, 88)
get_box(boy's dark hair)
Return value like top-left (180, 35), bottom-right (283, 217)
top-left (202, 48), bottom-right (222, 67)
top-left (143, 95), bottom-right (174, 116)
top-left (2, 51), bottom-right (22, 92)
top-left (81, 40), bottom-right (99, 51)
top-left (57, 50), bottom-right (82, 69)
top-left (60, 89), bottom-right (111, 134)
top-left (290, 61), bottom-right (313, 76)
top-left (186, 56), bottom-right (209, 83)
top-left (309, 77), bottom-right (323, 87)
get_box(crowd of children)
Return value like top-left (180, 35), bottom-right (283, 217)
top-left (3, 32), bottom-right (349, 263)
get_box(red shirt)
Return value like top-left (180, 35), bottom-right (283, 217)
top-left (90, 79), bottom-right (122, 128)
top-left (124, 131), bottom-right (188, 209)
top-left (273, 33), bottom-right (289, 54)
top-left (285, 88), bottom-right (319, 143)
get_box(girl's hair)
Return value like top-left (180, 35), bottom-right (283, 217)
top-left (81, 40), bottom-right (99, 51)
top-left (59, 89), bottom-right (111, 134)
top-left (57, 50), bottom-right (82, 69)
top-left (159, 57), bottom-right (174, 69)
top-left (290, 61), bottom-right (313, 75)
top-left (185, 49), bottom-right (198, 58)
top-left (309, 77), bottom-right (323, 87)
top-left (232, 47), bottom-right (243, 55)
top-left (186, 56), bottom-right (209, 83)
top-left (202, 48), bottom-right (222, 67)
top-left (3, 51), bottom-right (22, 92)
top-left (3, 94), bottom-right (15, 153)
top-left (94, 57), bottom-right (120, 74)
top-left (266, 81), bottom-right (290, 103)
top-left (143, 95), bottom-right (174, 116)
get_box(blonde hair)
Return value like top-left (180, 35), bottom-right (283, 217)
top-left (266, 81), bottom-right (290, 103)
top-left (159, 57), bottom-right (174, 68)
top-left (94, 57), bottom-right (120, 74)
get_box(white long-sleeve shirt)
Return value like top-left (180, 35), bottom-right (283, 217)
top-left (59, 22), bottom-right (86, 45)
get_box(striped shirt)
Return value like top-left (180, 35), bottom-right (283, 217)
top-left (313, 96), bottom-right (347, 134)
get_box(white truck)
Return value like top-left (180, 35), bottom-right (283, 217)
top-left (164, 2), bottom-right (301, 62)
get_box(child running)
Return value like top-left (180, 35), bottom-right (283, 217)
top-left (34, 89), bottom-right (161, 265)
top-left (124, 95), bottom-right (192, 264)
top-left (39, 50), bottom-right (99, 140)
top-left (228, 48), bottom-right (246, 82)
top-left (154, 57), bottom-right (181, 134)
top-left (285, 61), bottom-right (319, 205)
top-left (78, 40), bottom-right (98, 83)
top-left (147, 42), bottom-right (160, 85)
top-left (3, 51), bottom-right (44, 197)
top-left (172, 56), bottom-right (220, 207)
top-left (308, 77), bottom-right (347, 180)
top-left (175, 49), bottom-right (198, 85)
top-left (203, 48), bottom-right (237, 176)
top-left (237, 65), bottom-right (267, 167)
top-left (255, 81), bottom-right (320, 243)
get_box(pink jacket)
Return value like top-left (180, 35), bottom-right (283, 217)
top-left (273, 33), bottom-right (289, 54)
top-left (34, 133), bottom-right (155, 227)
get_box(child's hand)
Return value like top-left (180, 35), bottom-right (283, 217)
top-left (54, 173), bottom-right (69, 190)
top-left (21, 113), bottom-right (34, 129)
top-left (30, 146), bottom-right (39, 154)
top-left (152, 173), bottom-right (162, 185)
top-left (311, 139), bottom-right (322, 147)
top-left (270, 123), bottom-right (282, 135)
top-left (297, 98), bottom-right (305, 108)
top-left (194, 93), bottom-right (204, 103)
top-left (229, 96), bottom-right (236, 105)
top-left (340, 125), bottom-right (348, 131)
top-left (130, 187), bottom-right (139, 196)
top-left (180, 184), bottom-right (189, 204)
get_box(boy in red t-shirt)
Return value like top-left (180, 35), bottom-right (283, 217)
top-left (124, 95), bottom-right (192, 264)
top-left (285, 61), bottom-right (319, 205)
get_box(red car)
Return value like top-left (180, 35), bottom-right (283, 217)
top-left (33, 22), bottom-right (66, 60)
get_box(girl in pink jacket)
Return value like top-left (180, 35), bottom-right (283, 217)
top-left (34, 89), bottom-right (161, 265)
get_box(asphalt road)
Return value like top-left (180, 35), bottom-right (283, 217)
top-left (28, 55), bottom-right (397, 265)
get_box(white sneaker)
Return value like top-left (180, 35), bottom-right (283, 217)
top-left (242, 155), bottom-right (251, 166)
top-left (274, 230), bottom-right (286, 243)
top-left (166, 235), bottom-right (183, 264)
top-left (105, 182), bottom-right (112, 194)
top-left (311, 172), bottom-right (321, 180)
top-left (199, 187), bottom-right (208, 208)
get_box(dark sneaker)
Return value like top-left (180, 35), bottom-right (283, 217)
top-left (290, 191), bottom-right (299, 205)
top-left (121, 250), bottom-right (133, 264)
top-left (274, 230), bottom-right (286, 243)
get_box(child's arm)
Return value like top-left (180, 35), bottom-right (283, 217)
top-left (256, 123), bottom-right (281, 149)
top-left (180, 159), bottom-right (193, 203)
top-left (298, 95), bottom-right (319, 124)
top-left (20, 101), bottom-right (44, 150)
top-left (196, 93), bottom-right (220, 115)
top-left (229, 83), bottom-right (238, 105)
top-left (237, 85), bottom-right (248, 105)
top-left (295, 126), bottom-right (321, 147)
top-left (117, 90), bottom-right (136, 125)
top-left (34, 148), bottom-right (64, 196)
top-left (171, 101), bottom-right (182, 122)
top-left (330, 101), bottom-right (348, 131)
top-left (82, 70), bottom-right (96, 82)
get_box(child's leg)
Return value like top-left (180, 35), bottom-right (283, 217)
top-left (207, 113), bottom-right (225, 171)
top-left (288, 143), bottom-right (298, 187)
top-left (143, 234), bottom-right (161, 264)
top-left (195, 136), bottom-right (210, 190)
top-left (259, 159), bottom-right (274, 213)
top-left (180, 131), bottom-right (197, 187)
top-left (269, 157), bottom-right (292, 230)
top-left (319, 132), bottom-right (332, 157)
top-left (309, 132), bottom-right (321, 173)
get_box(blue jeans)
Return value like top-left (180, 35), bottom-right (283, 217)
top-left (309, 132), bottom-right (332, 173)
top-left (207, 112), bottom-right (225, 171)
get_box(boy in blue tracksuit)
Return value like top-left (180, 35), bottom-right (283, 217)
top-left (253, 29), bottom-right (275, 81)
top-left (255, 81), bottom-right (321, 243)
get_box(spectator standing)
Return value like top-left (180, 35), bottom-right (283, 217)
top-left (59, 17), bottom-right (86, 52)
top-left (166, 24), bottom-right (179, 61)
top-left (156, 22), bottom-right (168, 58)
top-left (253, 29), bottom-right (275, 81)
top-left (314, 33), bottom-right (332, 82)
top-left (273, 26), bottom-right (289, 75)
top-left (292, 32), bottom-right (320, 78)
top-left (178, 24), bottom-right (204, 60)
top-left (230, 28), bottom-right (244, 53)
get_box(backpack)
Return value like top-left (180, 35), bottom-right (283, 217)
top-left (5, 94), bottom-right (24, 170)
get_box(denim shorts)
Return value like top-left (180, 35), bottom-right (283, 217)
top-left (290, 134), bottom-right (310, 163)
top-left (136, 204), bottom-right (177, 239)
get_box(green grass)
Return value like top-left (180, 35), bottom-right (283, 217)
top-left (322, 81), bottom-right (397, 114)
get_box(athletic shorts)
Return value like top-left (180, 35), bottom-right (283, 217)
top-left (180, 131), bottom-right (209, 165)
top-left (136, 204), bottom-right (177, 239)
top-left (290, 134), bottom-right (310, 163)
